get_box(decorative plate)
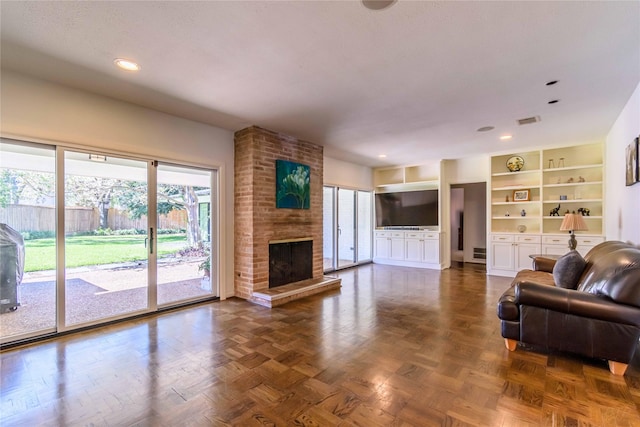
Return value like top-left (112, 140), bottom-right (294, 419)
top-left (517, 224), bottom-right (527, 233)
top-left (506, 156), bottom-right (524, 172)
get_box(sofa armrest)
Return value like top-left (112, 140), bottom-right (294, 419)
top-left (515, 281), bottom-right (640, 327)
top-left (532, 256), bottom-right (556, 273)
top-left (497, 286), bottom-right (518, 320)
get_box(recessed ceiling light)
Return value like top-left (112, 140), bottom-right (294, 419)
top-left (548, 99), bottom-right (559, 104)
top-left (362, 0), bottom-right (397, 11)
top-left (545, 80), bottom-right (558, 86)
top-left (378, 154), bottom-right (387, 158)
top-left (477, 126), bottom-right (495, 132)
top-left (500, 135), bottom-right (513, 141)
top-left (114, 58), bottom-right (141, 71)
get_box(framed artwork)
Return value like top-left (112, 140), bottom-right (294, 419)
top-left (513, 189), bottom-right (530, 201)
top-left (275, 159), bottom-right (310, 209)
top-left (626, 136), bottom-right (639, 186)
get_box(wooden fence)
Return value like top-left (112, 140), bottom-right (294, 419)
top-left (0, 205), bottom-right (187, 233)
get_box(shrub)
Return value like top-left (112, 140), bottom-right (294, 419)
top-left (20, 230), bottom-right (55, 240)
top-left (112, 228), bottom-right (145, 236)
top-left (178, 246), bottom-right (208, 257)
top-left (157, 228), bottom-right (184, 235)
top-left (93, 228), bottom-right (113, 236)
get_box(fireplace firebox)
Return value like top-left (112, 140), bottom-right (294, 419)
top-left (269, 239), bottom-right (313, 288)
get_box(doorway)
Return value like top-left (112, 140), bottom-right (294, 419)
top-left (450, 182), bottom-right (486, 265)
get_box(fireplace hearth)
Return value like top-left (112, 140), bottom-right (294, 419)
top-left (269, 238), bottom-right (313, 288)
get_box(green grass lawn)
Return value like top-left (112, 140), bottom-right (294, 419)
top-left (24, 234), bottom-right (189, 272)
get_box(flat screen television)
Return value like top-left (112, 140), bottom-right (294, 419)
top-left (375, 189), bottom-right (439, 228)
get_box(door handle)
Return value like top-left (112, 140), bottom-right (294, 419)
top-left (149, 227), bottom-right (154, 254)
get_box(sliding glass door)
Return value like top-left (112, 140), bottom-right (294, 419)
top-left (357, 191), bottom-right (373, 263)
top-left (156, 164), bottom-right (216, 306)
top-left (64, 150), bottom-right (150, 327)
top-left (337, 188), bottom-right (356, 269)
top-left (323, 186), bottom-right (336, 271)
top-left (323, 186), bottom-right (373, 272)
top-left (0, 141), bottom-right (57, 341)
top-left (0, 138), bottom-right (219, 344)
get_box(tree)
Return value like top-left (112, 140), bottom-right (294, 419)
top-left (0, 169), bottom-right (55, 207)
top-left (118, 182), bottom-right (204, 249)
top-left (64, 176), bottom-right (120, 230)
top-left (0, 169), bottom-right (206, 249)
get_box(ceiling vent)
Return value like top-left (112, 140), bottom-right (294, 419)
top-left (517, 116), bottom-right (541, 126)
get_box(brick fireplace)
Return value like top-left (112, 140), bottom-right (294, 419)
top-left (234, 126), bottom-right (340, 307)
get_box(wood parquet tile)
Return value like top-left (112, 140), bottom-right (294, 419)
top-left (2, 262), bottom-right (640, 426)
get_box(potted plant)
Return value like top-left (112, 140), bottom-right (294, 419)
top-left (199, 256), bottom-right (211, 291)
top-left (198, 257), bottom-right (210, 277)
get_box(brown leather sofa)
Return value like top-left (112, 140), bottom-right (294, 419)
top-left (497, 240), bottom-right (640, 375)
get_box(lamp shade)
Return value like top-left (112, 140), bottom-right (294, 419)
top-left (560, 213), bottom-right (588, 232)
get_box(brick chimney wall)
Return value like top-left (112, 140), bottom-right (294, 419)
top-left (234, 126), bottom-right (323, 299)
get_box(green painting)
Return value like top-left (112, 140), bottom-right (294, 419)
top-left (276, 160), bottom-right (310, 209)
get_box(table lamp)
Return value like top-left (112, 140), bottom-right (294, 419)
top-left (559, 212), bottom-right (588, 250)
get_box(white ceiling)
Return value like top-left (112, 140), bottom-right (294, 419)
top-left (1, 1), bottom-right (638, 168)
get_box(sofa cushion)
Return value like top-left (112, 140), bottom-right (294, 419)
top-left (553, 250), bottom-right (586, 289)
top-left (513, 269), bottom-right (556, 287)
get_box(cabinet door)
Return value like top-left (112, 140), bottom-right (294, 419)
top-left (491, 242), bottom-right (515, 270)
top-left (422, 239), bottom-right (440, 264)
top-left (374, 237), bottom-right (391, 259)
top-left (390, 237), bottom-right (405, 260)
top-left (543, 245), bottom-right (568, 257)
top-left (405, 238), bottom-right (423, 262)
top-left (515, 243), bottom-right (540, 271)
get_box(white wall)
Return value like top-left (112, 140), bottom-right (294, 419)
top-left (444, 155), bottom-right (490, 184)
top-left (324, 156), bottom-right (373, 190)
top-left (605, 82), bottom-right (640, 245)
top-left (0, 70), bottom-right (237, 298)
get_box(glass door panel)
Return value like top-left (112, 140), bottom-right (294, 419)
top-left (357, 191), bottom-right (372, 262)
top-left (0, 140), bottom-right (57, 342)
top-left (64, 151), bottom-right (149, 327)
top-left (323, 186), bottom-right (335, 271)
top-left (337, 188), bottom-right (356, 269)
top-left (156, 164), bottom-right (215, 306)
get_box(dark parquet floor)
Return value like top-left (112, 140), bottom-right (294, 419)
top-left (2, 263), bottom-right (640, 426)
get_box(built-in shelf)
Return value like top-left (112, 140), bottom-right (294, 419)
top-left (489, 142), bottom-right (604, 236)
top-left (543, 181), bottom-right (603, 188)
top-left (492, 169), bottom-right (540, 177)
top-left (374, 163), bottom-right (440, 188)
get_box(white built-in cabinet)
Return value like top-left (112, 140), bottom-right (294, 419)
top-left (490, 234), bottom-right (541, 275)
top-left (488, 142), bottom-right (605, 277)
top-left (373, 161), bottom-right (442, 270)
top-left (374, 230), bottom-right (441, 269)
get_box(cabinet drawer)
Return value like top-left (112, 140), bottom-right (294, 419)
top-left (405, 232), bottom-right (423, 239)
top-left (543, 235), bottom-right (566, 245)
top-left (375, 231), bottom-right (390, 238)
top-left (423, 233), bottom-right (439, 240)
top-left (391, 232), bottom-right (404, 238)
top-left (492, 234), bottom-right (514, 243)
top-left (515, 235), bottom-right (541, 244)
top-left (576, 236), bottom-right (604, 246)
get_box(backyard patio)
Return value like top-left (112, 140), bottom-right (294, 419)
top-left (0, 259), bottom-right (213, 338)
